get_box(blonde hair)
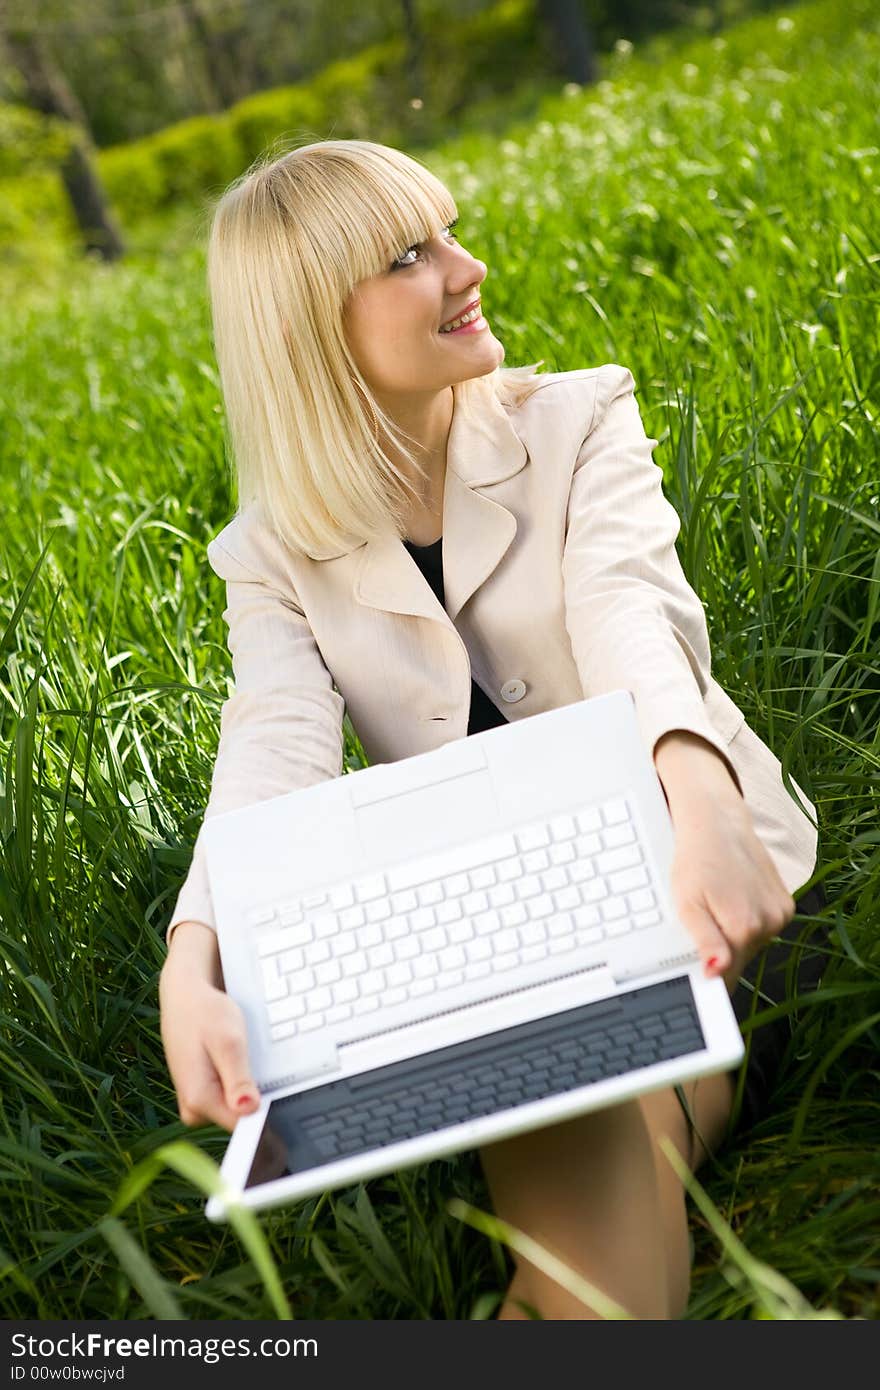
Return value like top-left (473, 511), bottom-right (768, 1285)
top-left (206, 137), bottom-right (545, 560)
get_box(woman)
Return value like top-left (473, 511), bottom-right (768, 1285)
top-left (160, 139), bottom-right (828, 1319)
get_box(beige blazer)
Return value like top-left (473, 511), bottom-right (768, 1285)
top-left (168, 363), bottom-right (819, 939)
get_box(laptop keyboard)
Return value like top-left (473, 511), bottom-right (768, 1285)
top-left (248, 795), bottom-right (667, 1044)
top-left (250, 977), bottom-right (704, 1176)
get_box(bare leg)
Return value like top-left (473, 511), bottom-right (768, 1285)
top-left (479, 1069), bottom-right (735, 1320)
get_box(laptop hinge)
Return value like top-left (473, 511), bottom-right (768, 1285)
top-left (612, 948), bottom-right (700, 985)
top-left (265, 1035), bottom-right (341, 1089)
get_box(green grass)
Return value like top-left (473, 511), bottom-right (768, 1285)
top-left (1, 0), bottom-right (879, 1318)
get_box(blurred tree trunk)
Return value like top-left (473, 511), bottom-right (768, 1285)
top-left (400, 0), bottom-right (425, 99)
top-left (179, 0), bottom-right (239, 110)
top-left (536, 0), bottom-right (597, 84)
top-left (4, 26), bottom-right (125, 261)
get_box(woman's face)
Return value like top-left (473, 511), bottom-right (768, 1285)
top-left (342, 219), bottom-right (505, 400)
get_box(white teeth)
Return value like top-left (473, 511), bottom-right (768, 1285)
top-left (440, 305), bottom-right (480, 332)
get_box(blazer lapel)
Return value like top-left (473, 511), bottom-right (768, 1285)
top-left (353, 373), bottom-right (529, 626)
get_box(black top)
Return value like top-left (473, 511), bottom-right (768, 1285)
top-left (403, 535), bottom-right (508, 737)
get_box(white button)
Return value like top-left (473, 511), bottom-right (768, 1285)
top-left (500, 678), bottom-right (526, 703)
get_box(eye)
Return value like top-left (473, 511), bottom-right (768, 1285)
top-left (391, 220), bottom-right (460, 271)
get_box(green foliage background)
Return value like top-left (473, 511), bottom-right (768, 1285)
top-left (0, 0), bottom-right (878, 1319)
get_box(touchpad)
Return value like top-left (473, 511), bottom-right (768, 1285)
top-left (353, 768), bottom-right (499, 863)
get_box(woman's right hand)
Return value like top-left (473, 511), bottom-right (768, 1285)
top-left (159, 921), bottom-right (261, 1132)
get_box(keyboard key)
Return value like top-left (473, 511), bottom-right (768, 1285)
top-left (573, 904), bottom-right (602, 929)
top-left (315, 958), bottom-right (342, 986)
top-left (604, 919), bottom-right (632, 937)
top-left (262, 961), bottom-right (288, 1002)
top-left (634, 909), bottom-right (662, 929)
top-left (517, 824), bottom-right (551, 852)
top-left (491, 928), bottom-right (519, 955)
top-left (575, 832), bottom-right (602, 857)
top-left (439, 945), bottom-right (467, 971)
top-left (329, 883), bottom-right (356, 911)
top-left (411, 906), bottom-right (437, 931)
top-left (488, 882), bottom-right (516, 908)
top-left (575, 806), bottom-right (602, 833)
top-left (498, 903), bottom-right (525, 930)
top-left (465, 938), bottom-right (492, 962)
top-left (299, 1012), bottom-right (325, 1032)
top-left (247, 905), bottom-right (276, 927)
top-left (353, 995), bottom-right (379, 1015)
top-left (268, 994), bottom-right (309, 1024)
top-left (354, 873), bottom-right (387, 903)
top-left (341, 950), bottom-right (368, 977)
top-left (386, 962), bottom-right (414, 988)
top-left (552, 884), bottom-right (581, 912)
top-left (596, 845), bottom-right (642, 874)
top-left (258, 925), bottom-right (311, 958)
top-left (391, 889), bottom-right (418, 913)
top-left (339, 904), bottom-right (366, 930)
top-left (287, 967), bottom-right (316, 995)
top-left (448, 919), bottom-right (474, 943)
top-left (304, 939), bottom-right (331, 966)
top-left (601, 898), bottom-right (628, 921)
top-left (333, 978), bottom-right (359, 1005)
top-left (601, 823), bottom-right (636, 849)
top-left (523, 848), bottom-right (550, 873)
top-left (548, 813), bottom-right (577, 841)
top-left (540, 867), bottom-right (568, 893)
top-left (602, 798), bottom-right (630, 825)
top-left (525, 892), bottom-right (554, 921)
top-left (418, 881), bottom-right (444, 906)
top-left (608, 866), bottom-right (650, 895)
top-left (627, 887), bottom-right (656, 911)
top-left (470, 865), bottom-right (497, 890)
top-left (515, 875), bottom-right (542, 900)
top-left (356, 923), bottom-right (383, 949)
top-left (520, 921), bottom-right (548, 946)
top-left (497, 858), bottom-right (522, 882)
top-left (365, 899), bottom-right (392, 923)
top-left (436, 900), bottom-right (462, 925)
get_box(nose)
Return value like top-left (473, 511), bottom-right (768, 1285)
top-left (439, 234), bottom-right (486, 289)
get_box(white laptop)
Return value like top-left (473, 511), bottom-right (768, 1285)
top-left (202, 689), bottom-right (743, 1221)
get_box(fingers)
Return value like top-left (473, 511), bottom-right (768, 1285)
top-left (674, 895), bottom-right (733, 977)
top-left (160, 973), bottom-right (260, 1133)
top-left (211, 1012), bottom-right (261, 1121)
top-left (675, 880), bottom-right (797, 984)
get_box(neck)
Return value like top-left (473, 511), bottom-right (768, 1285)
top-left (376, 385), bottom-right (454, 502)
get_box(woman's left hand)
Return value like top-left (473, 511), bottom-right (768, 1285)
top-left (667, 795), bottom-right (797, 995)
top-left (654, 734), bottom-right (797, 995)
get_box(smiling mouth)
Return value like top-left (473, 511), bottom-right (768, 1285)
top-left (438, 300), bottom-right (483, 332)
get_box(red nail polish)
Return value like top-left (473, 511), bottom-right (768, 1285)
top-left (706, 955), bottom-right (720, 970)
top-left (236, 1093), bottom-right (253, 1109)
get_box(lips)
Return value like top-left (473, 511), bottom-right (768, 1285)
top-left (439, 298), bottom-right (481, 330)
